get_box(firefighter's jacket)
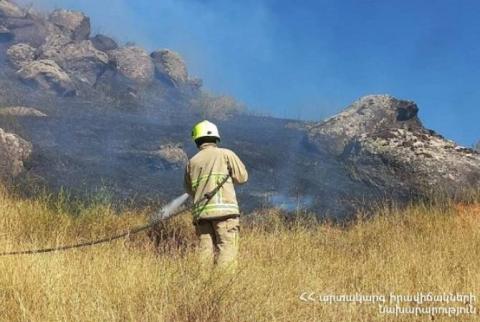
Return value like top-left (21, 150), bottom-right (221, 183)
top-left (184, 143), bottom-right (248, 220)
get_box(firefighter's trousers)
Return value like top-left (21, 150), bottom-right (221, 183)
top-left (195, 216), bottom-right (239, 269)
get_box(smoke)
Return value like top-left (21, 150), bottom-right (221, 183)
top-left (13, 0), bottom-right (480, 145)
top-left (14, 0), bottom-right (345, 122)
top-left (16, 0), bottom-right (278, 107)
top-left (269, 193), bottom-right (314, 212)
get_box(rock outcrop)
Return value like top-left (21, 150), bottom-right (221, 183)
top-left (91, 34), bottom-right (118, 52)
top-left (307, 95), bottom-right (480, 197)
top-left (39, 23), bottom-right (72, 52)
top-left (150, 49), bottom-right (202, 92)
top-left (0, 0), bottom-right (25, 18)
top-left (49, 9), bottom-right (90, 41)
top-left (17, 59), bottom-right (76, 96)
top-left (109, 46), bottom-right (155, 84)
top-left (151, 49), bottom-right (188, 87)
top-left (42, 40), bottom-right (109, 86)
top-left (0, 106), bottom-right (47, 117)
top-left (0, 128), bottom-right (32, 180)
top-left (6, 42), bottom-right (35, 68)
top-left (307, 95), bottom-right (422, 154)
top-left (0, 2), bottom-right (205, 100)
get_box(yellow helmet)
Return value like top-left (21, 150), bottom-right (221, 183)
top-left (191, 120), bottom-right (220, 142)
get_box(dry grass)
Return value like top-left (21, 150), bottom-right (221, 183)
top-left (0, 187), bottom-right (479, 321)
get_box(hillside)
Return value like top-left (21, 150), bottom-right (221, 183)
top-left (0, 0), bottom-right (479, 218)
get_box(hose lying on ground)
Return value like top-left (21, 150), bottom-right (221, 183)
top-left (0, 173), bottom-right (230, 256)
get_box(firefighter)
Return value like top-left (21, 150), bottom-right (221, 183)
top-left (184, 120), bottom-right (248, 269)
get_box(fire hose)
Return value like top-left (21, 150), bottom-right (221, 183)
top-left (0, 171), bottom-right (232, 257)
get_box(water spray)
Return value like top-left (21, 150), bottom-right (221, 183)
top-left (150, 193), bottom-right (190, 222)
top-left (0, 172), bottom-right (231, 256)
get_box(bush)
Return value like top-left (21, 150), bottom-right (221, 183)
top-left (191, 92), bottom-right (245, 120)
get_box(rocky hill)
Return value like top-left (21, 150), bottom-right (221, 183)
top-left (306, 96), bottom-right (480, 201)
top-left (0, 2), bottom-right (201, 97)
top-left (0, 1), bottom-right (478, 218)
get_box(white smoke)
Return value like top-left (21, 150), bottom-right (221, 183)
top-left (14, 0), bottom-right (280, 116)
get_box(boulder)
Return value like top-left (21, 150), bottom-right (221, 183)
top-left (91, 34), bottom-right (118, 52)
top-left (49, 9), bottom-right (90, 41)
top-left (6, 43), bottom-right (36, 69)
top-left (307, 95), bottom-right (480, 197)
top-left (108, 46), bottom-right (154, 84)
top-left (151, 49), bottom-right (188, 87)
top-left (154, 144), bottom-right (188, 169)
top-left (30, 21), bottom-right (71, 59)
top-left (0, 0), bottom-right (25, 18)
top-left (42, 40), bottom-right (109, 86)
top-left (17, 59), bottom-right (76, 96)
top-left (0, 128), bottom-right (32, 180)
top-left (0, 106), bottom-right (47, 117)
top-left (308, 95), bottom-right (422, 155)
top-left (41, 28), bottom-right (72, 51)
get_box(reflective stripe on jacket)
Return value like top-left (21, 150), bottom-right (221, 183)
top-left (184, 143), bottom-right (248, 220)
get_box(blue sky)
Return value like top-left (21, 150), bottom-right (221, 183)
top-left (20, 0), bottom-right (480, 146)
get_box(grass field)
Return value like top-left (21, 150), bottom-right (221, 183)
top-left (0, 186), bottom-right (479, 321)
